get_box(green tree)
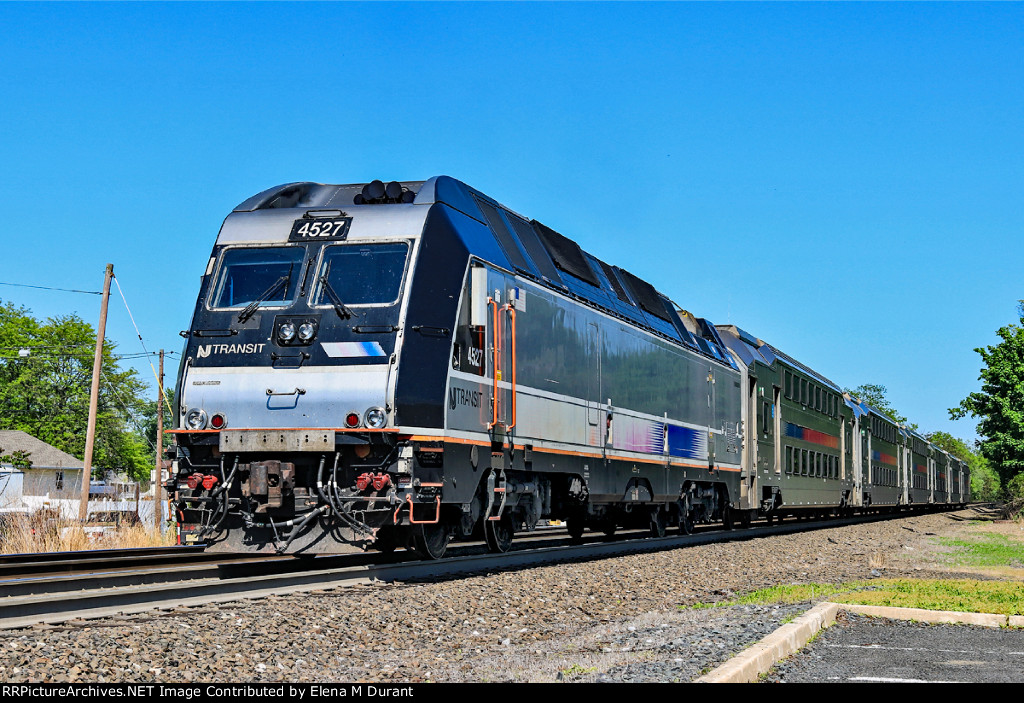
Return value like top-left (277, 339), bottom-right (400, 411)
top-left (951, 303), bottom-right (1024, 487)
top-left (0, 446), bottom-right (32, 470)
top-left (139, 387), bottom-right (176, 463)
top-left (0, 300), bottom-right (153, 481)
top-left (926, 431), bottom-right (1000, 501)
top-left (845, 383), bottom-right (914, 428)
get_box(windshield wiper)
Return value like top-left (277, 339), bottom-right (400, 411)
top-left (237, 266), bottom-right (293, 323)
top-left (319, 275), bottom-right (359, 320)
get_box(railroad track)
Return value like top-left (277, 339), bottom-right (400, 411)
top-left (0, 510), bottom-right (923, 631)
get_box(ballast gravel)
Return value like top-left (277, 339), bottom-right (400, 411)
top-left (0, 508), bottom-right (991, 683)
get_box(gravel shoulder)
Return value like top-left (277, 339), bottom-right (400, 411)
top-left (0, 506), bottom-right (1014, 683)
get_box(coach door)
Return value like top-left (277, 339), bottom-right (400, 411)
top-left (586, 323), bottom-right (602, 446)
top-left (489, 287), bottom-right (519, 438)
top-left (851, 417), bottom-right (864, 506)
top-left (470, 267), bottom-right (518, 440)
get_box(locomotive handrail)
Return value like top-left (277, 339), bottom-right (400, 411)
top-left (487, 297), bottom-right (500, 430)
top-left (504, 303), bottom-right (517, 431)
top-left (266, 387), bottom-right (306, 396)
top-left (393, 495), bottom-right (441, 525)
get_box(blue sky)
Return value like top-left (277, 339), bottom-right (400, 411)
top-left (1, 2), bottom-right (1021, 443)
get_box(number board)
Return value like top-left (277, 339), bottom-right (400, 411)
top-left (289, 217), bottom-right (352, 242)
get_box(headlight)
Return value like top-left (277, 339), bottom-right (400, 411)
top-left (278, 322), bottom-right (296, 342)
top-left (298, 322), bottom-right (316, 341)
top-left (364, 407), bottom-right (387, 429)
top-left (185, 408), bottom-right (208, 430)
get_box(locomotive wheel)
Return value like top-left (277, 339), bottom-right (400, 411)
top-left (567, 518), bottom-right (585, 543)
top-left (484, 514), bottom-right (514, 553)
top-left (739, 510), bottom-right (752, 529)
top-left (601, 520), bottom-right (617, 537)
top-left (373, 527), bottom-right (399, 554)
top-left (649, 508), bottom-right (667, 538)
top-left (679, 508), bottom-right (694, 535)
top-left (721, 504), bottom-right (733, 530)
top-left (413, 523), bottom-right (450, 560)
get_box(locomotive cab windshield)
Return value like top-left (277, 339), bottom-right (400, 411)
top-left (209, 246), bottom-right (305, 311)
top-left (312, 242), bottom-right (411, 309)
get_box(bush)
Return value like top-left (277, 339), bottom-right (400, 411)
top-left (1002, 472), bottom-right (1024, 519)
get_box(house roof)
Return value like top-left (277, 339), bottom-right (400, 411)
top-left (0, 431), bottom-right (84, 471)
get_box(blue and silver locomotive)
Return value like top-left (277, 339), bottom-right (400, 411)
top-left (169, 177), bottom-right (969, 557)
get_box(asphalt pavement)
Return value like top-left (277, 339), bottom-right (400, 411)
top-left (763, 611), bottom-right (1024, 683)
top-left (697, 603), bottom-right (1024, 683)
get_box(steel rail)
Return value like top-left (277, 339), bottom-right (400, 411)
top-left (0, 545), bottom-right (206, 566)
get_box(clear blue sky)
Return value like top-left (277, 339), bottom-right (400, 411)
top-left (1, 2), bottom-right (1021, 443)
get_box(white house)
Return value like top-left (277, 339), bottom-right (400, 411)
top-left (0, 430), bottom-right (85, 510)
top-left (0, 430), bottom-right (155, 522)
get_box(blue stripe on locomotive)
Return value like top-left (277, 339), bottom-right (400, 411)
top-left (667, 423), bottom-right (707, 460)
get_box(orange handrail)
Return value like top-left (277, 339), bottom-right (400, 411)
top-left (487, 297), bottom-right (500, 429)
top-left (504, 304), bottom-right (517, 431)
top-left (393, 495), bottom-right (442, 524)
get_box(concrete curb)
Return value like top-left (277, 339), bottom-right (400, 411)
top-left (838, 603), bottom-right (1024, 628)
top-left (694, 602), bottom-right (1024, 683)
top-left (694, 602), bottom-right (840, 683)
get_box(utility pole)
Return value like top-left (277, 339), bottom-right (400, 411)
top-left (154, 349), bottom-right (164, 530)
top-left (78, 264), bottom-right (114, 522)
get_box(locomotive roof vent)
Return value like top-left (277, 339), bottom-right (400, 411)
top-left (354, 180), bottom-right (416, 205)
top-left (234, 180), bottom-right (425, 212)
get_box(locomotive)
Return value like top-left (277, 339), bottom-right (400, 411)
top-left (168, 176), bottom-right (970, 557)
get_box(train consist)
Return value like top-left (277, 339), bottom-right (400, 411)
top-left (168, 176), bottom-right (969, 557)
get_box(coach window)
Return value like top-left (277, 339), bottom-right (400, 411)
top-left (210, 246), bottom-right (305, 310)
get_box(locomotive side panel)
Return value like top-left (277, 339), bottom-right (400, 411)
top-left (445, 259), bottom-right (744, 529)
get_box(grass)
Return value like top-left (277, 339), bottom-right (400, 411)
top-left (682, 512), bottom-right (1024, 617)
top-left (0, 512), bottom-right (175, 554)
top-left (683, 582), bottom-right (855, 609)
top-left (685, 578), bottom-right (1024, 617)
top-left (836, 578), bottom-right (1024, 616)
top-left (937, 532), bottom-right (1024, 569)
top-left (559, 664), bottom-right (597, 678)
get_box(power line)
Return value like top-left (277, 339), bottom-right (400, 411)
top-left (112, 276), bottom-right (175, 417)
top-left (0, 350), bottom-right (177, 361)
top-left (0, 281), bottom-right (102, 295)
